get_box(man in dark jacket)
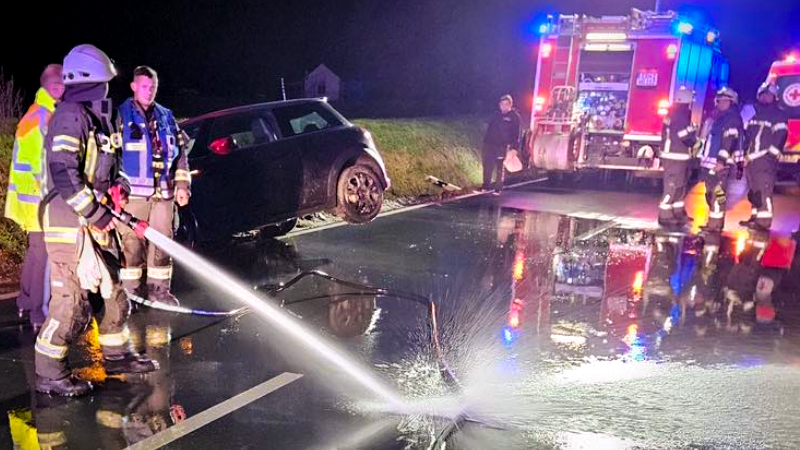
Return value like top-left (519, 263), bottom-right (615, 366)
top-left (740, 82), bottom-right (788, 231)
top-left (482, 94), bottom-right (521, 194)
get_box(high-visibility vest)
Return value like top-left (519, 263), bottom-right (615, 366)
top-left (4, 88), bottom-right (56, 232)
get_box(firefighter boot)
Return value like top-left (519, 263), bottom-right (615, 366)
top-left (148, 285), bottom-right (180, 307)
top-left (104, 353), bottom-right (160, 375)
top-left (36, 375), bottom-right (93, 397)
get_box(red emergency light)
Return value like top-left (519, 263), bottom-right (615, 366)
top-left (534, 96), bottom-right (547, 112)
top-left (666, 44), bottom-right (678, 60)
top-left (541, 43), bottom-right (553, 58)
top-left (657, 99), bottom-right (670, 116)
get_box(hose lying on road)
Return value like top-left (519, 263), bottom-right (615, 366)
top-left (265, 270), bottom-right (462, 390)
top-left (125, 290), bottom-right (248, 317)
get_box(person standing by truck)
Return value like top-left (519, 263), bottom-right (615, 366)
top-left (739, 82), bottom-right (788, 231)
top-left (698, 87), bottom-right (744, 232)
top-left (482, 94), bottom-right (521, 194)
top-left (657, 87), bottom-right (700, 228)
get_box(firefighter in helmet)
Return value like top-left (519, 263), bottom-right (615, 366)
top-left (698, 87), bottom-right (744, 232)
top-left (658, 86), bottom-right (700, 228)
top-left (35, 44), bottom-right (157, 397)
top-left (117, 66), bottom-right (191, 306)
top-left (740, 82), bottom-right (789, 231)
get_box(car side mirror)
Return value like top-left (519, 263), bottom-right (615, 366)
top-left (209, 136), bottom-right (235, 156)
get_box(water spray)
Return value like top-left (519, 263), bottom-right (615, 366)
top-left (106, 206), bottom-right (405, 408)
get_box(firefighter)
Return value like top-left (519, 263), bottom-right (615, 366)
top-left (739, 82), bottom-right (789, 231)
top-left (481, 94), bottom-right (521, 194)
top-left (658, 87), bottom-right (700, 228)
top-left (35, 45), bottom-right (158, 397)
top-left (4, 64), bottom-right (64, 329)
top-left (117, 66), bottom-right (190, 306)
top-left (698, 87), bottom-right (744, 232)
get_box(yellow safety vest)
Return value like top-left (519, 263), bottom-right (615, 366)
top-left (4, 88), bottom-right (56, 232)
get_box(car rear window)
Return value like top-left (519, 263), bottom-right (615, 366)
top-left (271, 102), bottom-right (346, 138)
top-left (207, 112), bottom-right (276, 152)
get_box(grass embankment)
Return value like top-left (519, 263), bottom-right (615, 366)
top-left (353, 117), bottom-right (485, 198)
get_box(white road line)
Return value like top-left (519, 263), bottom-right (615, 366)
top-left (283, 177), bottom-right (548, 239)
top-left (124, 372), bottom-right (303, 450)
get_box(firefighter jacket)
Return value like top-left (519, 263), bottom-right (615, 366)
top-left (700, 108), bottom-right (744, 171)
top-left (743, 102), bottom-right (789, 161)
top-left (4, 88), bottom-right (56, 232)
top-left (660, 104), bottom-right (697, 161)
top-left (42, 98), bottom-right (128, 245)
top-left (119, 99), bottom-right (190, 199)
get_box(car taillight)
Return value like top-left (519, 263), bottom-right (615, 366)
top-left (209, 136), bottom-right (234, 156)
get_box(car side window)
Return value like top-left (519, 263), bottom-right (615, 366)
top-left (207, 112), bottom-right (276, 154)
top-left (272, 103), bottom-right (345, 138)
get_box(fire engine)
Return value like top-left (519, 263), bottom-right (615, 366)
top-left (528, 8), bottom-right (729, 175)
top-left (766, 54), bottom-right (800, 180)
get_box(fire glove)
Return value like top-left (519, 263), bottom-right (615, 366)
top-left (76, 232), bottom-right (114, 299)
top-left (690, 140), bottom-right (703, 158)
top-left (713, 185), bottom-right (727, 206)
top-left (134, 220), bottom-right (150, 240)
top-left (108, 185), bottom-right (128, 213)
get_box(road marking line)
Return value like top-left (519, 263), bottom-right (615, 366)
top-left (283, 177), bottom-right (548, 239)
top-left (124, 372), bottom-right (303, 450)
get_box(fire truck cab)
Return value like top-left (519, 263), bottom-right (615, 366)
top-left (767, 55), bottom-right (800, 181)
top-left (529, 9), bottom-right (729, 175)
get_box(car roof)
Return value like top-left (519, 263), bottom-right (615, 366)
top-left (182, 98), bottom-right (330, 125)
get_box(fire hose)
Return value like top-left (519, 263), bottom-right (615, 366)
top-left (108, 206), bottom-right (474, 444)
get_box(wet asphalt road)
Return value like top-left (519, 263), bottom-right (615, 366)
top-left (1, 178), bottom-right (800, 450)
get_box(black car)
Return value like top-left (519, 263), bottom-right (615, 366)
top-left (178, 99), bottom-right (390, 243)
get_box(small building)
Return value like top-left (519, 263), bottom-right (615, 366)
top-left (304, 64), bottom-right (341, 101)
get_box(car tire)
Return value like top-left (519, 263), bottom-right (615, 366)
top-left (336, 164), bottom-right (384, 223)
top-left (259, 218), bottom-right (298, 238)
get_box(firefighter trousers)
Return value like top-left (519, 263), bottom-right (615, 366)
top-left (701, 167), bottom-right (730, 231)
top-left (658, 159), bottom-right (689, 224)
top-left (35, 236), bottom-right (132, 380)
top-left (118, 198), bottom-right (175, 297)
top-left (745, 156), bottom-right (778, 229)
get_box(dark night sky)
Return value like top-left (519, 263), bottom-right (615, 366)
top-left (1, 0), bottom-right (798, 116)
